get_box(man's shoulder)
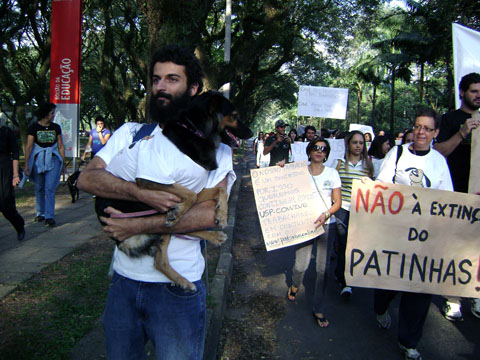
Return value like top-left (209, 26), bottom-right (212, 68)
top-left (442, 109), bottom-right (470, 122)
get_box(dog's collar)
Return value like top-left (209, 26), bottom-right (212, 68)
top-left (177, 120), bottom-right (206, 139)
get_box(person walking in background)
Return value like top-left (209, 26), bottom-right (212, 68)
top-left (402, 129), bottom-right (414, 144)
top-left (372, 107), bottom-right (453, 360)
top-left (434, 72), bottom-right (480, 322)
top-left (368, 135), bottom-right (391, 179)
top-left (24, 103), bottom-right (65, 227)
top-left (263, 120), bottom-right (291, 167)
top-left (287, 138), bottom-right (341, 328)
top-left (0, 124), bottom-right (25, 240)
top-left (304, 125), bottom-right (317, 142)
top-left (334, 130), bottom-right (373, 298)
top-left (253, 131), bottom-right (264, 157)
top-left (81, 115), bottom-right (111, 160)
top-left (256, 133), bottom-right (270, 168)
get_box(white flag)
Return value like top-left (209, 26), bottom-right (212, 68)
top-left (452, 23), bottom-right (480, 109)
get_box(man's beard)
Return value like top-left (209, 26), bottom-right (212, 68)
top-left (149, 90), bottom-right (191, 125)
top-left (464, 95), bottom-right (480, 111)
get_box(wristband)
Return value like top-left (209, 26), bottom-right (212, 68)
top-left (324, 211), bottom-right (331, 220)
top-left (13, 175), bottom-right (19, 179)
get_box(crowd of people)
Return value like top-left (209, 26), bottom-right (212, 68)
top-left (1, 39), bottom-right (479, 359)
top-left (251, 72), bottom-right (480, 360)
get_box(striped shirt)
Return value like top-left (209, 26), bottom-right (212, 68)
top-left (337, 159), bottom-right (370, 211)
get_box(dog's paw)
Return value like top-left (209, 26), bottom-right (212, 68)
top-left (165, 207), bottom-right (179, 227)
top-left (176, 279), bottom-right (197, 292)
top-left (207, 231), bottom-right (228, 247)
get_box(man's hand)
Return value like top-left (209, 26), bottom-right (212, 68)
top-left (135, 188), bottom-right (182, 213)
top-left (100, 206), bottom-right (149, 241)
top-left (459, 117), bottom-right (480, 138)
top-left (276, 159), bottom-right (286, 167)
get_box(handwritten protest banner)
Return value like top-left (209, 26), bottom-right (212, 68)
top-left (251, 161), bottom-right (324, 251)
top-left (290, 139), bottom-right (345, 167)
top-left (297, 85), bottom-right (348, 119)
top-left (468, 115), bottom-right (480, 194)
top-left (346, 180), bottom-right (480, 298)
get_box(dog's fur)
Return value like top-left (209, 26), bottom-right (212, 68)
top-left (96, 91), bottom-right (251, 291)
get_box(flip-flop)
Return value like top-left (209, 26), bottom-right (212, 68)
top-left (287, 286), bottom-right (298, 302)
top-left (314, 313), bottom-right (329, 328)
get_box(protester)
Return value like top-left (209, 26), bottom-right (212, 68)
top-left (304, 125), bottom-right (317, 142)
top-left (81, 115), bottom-right (111, 160)
top-left (334, 130), bottom-right (373, 298)
top-left (287, 138), bottom-right (341, 328)
top-left (402, 129), bottom-right (414, 144)
top-left (288, 128), bottom-right (298, 142)
top-left (368, 135), bottom-right (391, 179)
top-left (77, 44), bottom-right (235, 360)
top-left (434, 72), bottom-right (480, 321)
top-left (24, 103), bottom-right (65, 227)
top-left (364, 132), bottom-right (373, 143)
top-left (253, 131), bottom-right (264, 156)
top-left (377, 129), bottom-right (385, 136)
top-left (371, 107), bottom-right (453, 360)
top-left (263, 120), bottom-right (291, 166)
top-left (0, 125), bottom-right (25, 240)
top-left (256, 133), bottom-right (270, 168)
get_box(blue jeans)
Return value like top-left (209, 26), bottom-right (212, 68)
top-left (33, 156), bottom-right (61, 219)
top-left (103, 272), bottom-right (206, 360)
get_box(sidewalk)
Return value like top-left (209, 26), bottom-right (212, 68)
top-left (0, 191), bottom-right (101, 299)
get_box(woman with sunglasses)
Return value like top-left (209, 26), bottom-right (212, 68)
top-left (371, 107), bottom-right (452, 360)
top-left (287, 137), bottom-right (341, 328)
top-left (335, 130), bottom-right (374, 298)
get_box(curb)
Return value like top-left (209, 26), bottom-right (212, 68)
top-left (204, 150), bottom-right (246, 360)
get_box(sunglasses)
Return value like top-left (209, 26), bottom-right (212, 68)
top-left (312, 145), bottom-right (327, 152)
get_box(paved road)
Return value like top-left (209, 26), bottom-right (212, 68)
top-left (219, 143), bottom-right (480, 360)
top-left (0, 189), bottom-right (101, 298)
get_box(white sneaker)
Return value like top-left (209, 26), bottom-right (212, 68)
top-left (376, 311), bottom-right (391, 329)
top-left (399, 343), bottom-right (422, 360)
top-left (471, 298), bottom-right (480, 319)
top-left (442, 301), bottom-right (463, 321)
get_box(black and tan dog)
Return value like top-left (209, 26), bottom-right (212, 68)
top-left (96, 91), bottom-right (251, 291)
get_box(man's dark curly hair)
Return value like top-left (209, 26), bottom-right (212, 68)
top-left (150, 45), bottom-right (204, 93)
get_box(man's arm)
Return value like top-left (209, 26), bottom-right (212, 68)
top-left (99, 177), bottom-right (228, 241)
top-left (263, 135), bottom-right (278, 155)
top-left (81, 135), bottom-right (93, 161)
top-left (434, 117), bottom-right (480, 157)
top-left (77, 156), bottom-right (181, 212)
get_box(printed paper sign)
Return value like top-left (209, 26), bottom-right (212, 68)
top-left (346, 180), bottom-right (480, 298)
top-left (297, 85), bottom-right (348, 119)
top-left (251, 162), bottom-right (324, 251)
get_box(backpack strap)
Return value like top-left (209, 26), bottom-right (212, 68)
top-left (392, 145), bottom-right (403, 183)
top-left (132, 123), bottom-right (157, 143)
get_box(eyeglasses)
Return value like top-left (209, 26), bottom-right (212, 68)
top-left (413, 125), bottom-right (435, 133)
top-left (312, 145), bottom-right (327, 152)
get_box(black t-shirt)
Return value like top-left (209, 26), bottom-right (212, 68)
top-left (436, 109), bottom-right (471, 193)
top-left (0, 126), bottom-right (19, 161)
top-left (264, 135), bottom-right (290, 166)
top-left (27, 122), bottom-right (62, 148)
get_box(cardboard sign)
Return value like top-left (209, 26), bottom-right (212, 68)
top-left (297, 85), bottom-right (348, 119)
top-left (468, 115), bottom-right (480, 194)
top-left (251, 162), bottom-right (324, 251)
top-left (290, 139), bottom-right (345, 168)
top-left (346, 180), bottom-right (480, 298)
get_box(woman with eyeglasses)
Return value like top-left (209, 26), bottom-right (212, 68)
top-left (371, 107), bottom-right (452, 360)
top-left (334, 130), bottom-right (374, 299)
top-left (286, 137), bottom-right (341, 328)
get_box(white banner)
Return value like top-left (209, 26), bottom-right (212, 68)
top-left (297, 85), bottom-right (348, 119)
top-left (452, 23), bottom-right (480, 109)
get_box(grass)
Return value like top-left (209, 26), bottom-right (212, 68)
top-left (0, 234), bottom-right (113, 360)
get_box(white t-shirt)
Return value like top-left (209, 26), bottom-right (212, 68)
top-left (309, 166), bottom-right (341, 224)
top-left (371, 156), bottom-right (384, 180)
top-left (97, 122), bottom-right (236, 283)
top-left (377, 144), bottom-right (453, 191)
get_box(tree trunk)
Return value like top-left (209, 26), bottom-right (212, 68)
top-left (390, 68), bottom-right (396, 134)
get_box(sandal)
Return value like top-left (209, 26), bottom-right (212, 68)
top-left (287, 285), bottom-right (298, 302)
top-left (314, 313), bottom-right (329, 328)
